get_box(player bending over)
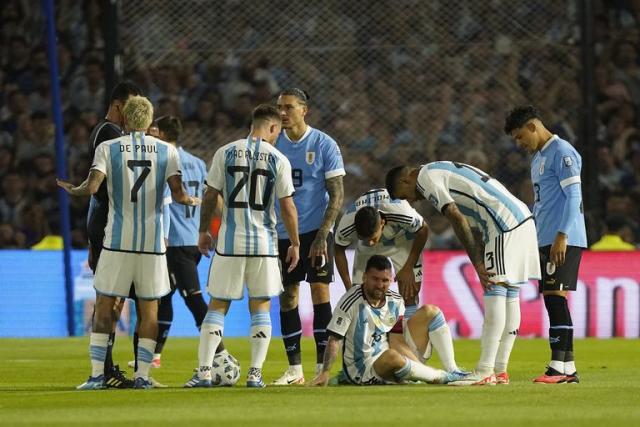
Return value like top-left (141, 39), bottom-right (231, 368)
top-left (310, 255), bottom-right (467, 386)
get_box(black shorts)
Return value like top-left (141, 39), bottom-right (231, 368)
top-left (87, 200), bottom-right (108, 272)
top-left (166, 246), bottom-right (202, 296)
top-left (538, 245), bottom-right (583, 292)
top-left (278, 229), bottom-right (334, 286)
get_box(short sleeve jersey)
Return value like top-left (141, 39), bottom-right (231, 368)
top-left (327, 285), bottom-right (405, 383)
top-left (530, 135), bottom-right (587, 247)
top-left (335, 188), bottom-right (424, 248)
top-left (207, 137), bottom-right (294, 256)
top-left (91, 131), bottom-right (182, 254)
top-left (417, 161), bottom-right (532, 242)
top-left (275, 126), bottom-right (345, 237)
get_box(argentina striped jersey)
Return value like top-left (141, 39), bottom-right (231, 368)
top-left (335, 188), bottom-right (424, 247)
top-left (418, 161), bottom-right (532, 241)
top-left (327, 285), bottom-right (404, 383)
top-left (91, 131), bottom-right (182, 254)
top-left (206, 137), bottom-right (294, 256)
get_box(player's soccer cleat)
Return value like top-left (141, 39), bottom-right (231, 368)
top-left (495, 372), bottom-right (510, 385)
top-left (104, 365), bottom-right (134, 388)
top-left (442, 370), bottom-right (470, 384)
top-left (133, 377), bottom-right (153, 389)
top-left (447, 371), bottom-right (496, 386)
top-left (149, 377), bottom-right (168, 388)
top-left (565, 372), bottom-right (580, 384)
top-left (76, 375), bottom-right (106, 390)
top-left (246, 368), bottom-right (266, 388)
top-left (183, 373), bottom-right (212, 388)
top-left (271, 366), bottom-right (305, 385)
top-left (533, 367), bottom-right (567, 384)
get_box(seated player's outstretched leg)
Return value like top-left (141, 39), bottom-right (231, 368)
top-left (401, 304), bottom-right (467, 377)
top-left (373, 348), bottom-right (450, 384)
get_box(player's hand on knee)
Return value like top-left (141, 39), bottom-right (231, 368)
top-left (474, 262), bottom-right (495, 291)
top-left (198, 232), bottom-right (213, 257)
top-left (308, 371), bottom-right (330, 387)
top-left (396, 266), bottom-right (416, 300)
top-left (286, 244), bottom-right (300, 273)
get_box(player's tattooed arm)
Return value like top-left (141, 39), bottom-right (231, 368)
top-left (309, 334), bottom-right (343, 386)
top-left (198, 185), bottom-right (220, 232)
top-left (56, 170), bottom-right (105, 196)
top-left (310, 175), bottom-right (344, 264)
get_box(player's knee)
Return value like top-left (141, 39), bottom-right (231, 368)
top-left (310, 283), bottom-right (329, 303)
top-left (385, 348), bottom-right (406, 368)
top-left (279, 286), bottom-right (299, 310)
top-left (93, 308), bottom-right (112, 332)
top-left (420, 304), bottom-right (440, 320)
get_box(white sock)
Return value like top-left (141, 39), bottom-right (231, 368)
top-left (198, 310), bottom-right (225, 380)
top-left (564, 361), bottom-right (576, 375)
top-left (476, 291), bottom-right (507, 375)
top-left (394, 357), bottom-right (446, 383)
top-left (289, 364), bottom-right (303, 376)
top-left (136, 338), bottom-right (157, 380)
top-left (249, 311), bottom-right (272, 370)
top-left (427, 311), bottom-right (458, 372)
top-left (494, 290), bottom-right (521, 374)
top-left (89, 332), bottom-right (109, 377)
top-left (549, 360), bottom-right (564, 373)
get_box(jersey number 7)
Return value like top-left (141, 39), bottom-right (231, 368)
top-left (127, 160), bottom-right (152, 202)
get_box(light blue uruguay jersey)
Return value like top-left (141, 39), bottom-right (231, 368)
top-left (275, 126), bottom-right (345, 238)
top-left (418, 161), bottom-right (532, 243)
top-left (335, 188), bottom-right (424, 248)
top-left (207, 137), bottom-right (294, 256)
top-left (530, 135), bottom-right (587, 248)
top-left (91, 131), bottom-right (182, 254)
top-left (167, 147), bottom-right (207, 247)
top-left (327, 285), bottom-right (404, 383)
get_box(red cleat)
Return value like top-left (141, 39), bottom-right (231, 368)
top-left (495, 372), bottom-right (509, 385)
top-left (533, 367), bottom-right (566, 384)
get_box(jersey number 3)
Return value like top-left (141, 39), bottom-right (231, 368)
top-left (227, 166), bottom-right (274, 211)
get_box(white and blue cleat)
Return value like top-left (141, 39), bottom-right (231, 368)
top-left (76, 375), bottom-right (106, 390)
top-left (184, 373), bottom-right (212, 388)
top-left (246, 368), bottom-right (266, 388)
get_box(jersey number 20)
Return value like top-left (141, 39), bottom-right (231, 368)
top-left (227, 166), bottom-right (274, 211)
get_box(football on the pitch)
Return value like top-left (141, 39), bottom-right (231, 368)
top-left (211, 352), bottom-right (241, 386)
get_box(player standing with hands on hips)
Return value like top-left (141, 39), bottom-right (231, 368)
top-left (505, 105), bottom-right (586, 384)
top-left (273, 88), bottom-right (345, 385)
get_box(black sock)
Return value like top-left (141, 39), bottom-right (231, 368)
top-left (133, 332), bottom-right (139, 372)
top-left (155, 292), bottom-right (174, 354)
top-left (104, 332), bottom-right (116, 374)
top-left (564, 304), bottom-right (575, 367)
top-left (544, 295), bottom-right (570, 364)
top-left (280, 306), bottom-right (302, 366)
top-left (313, 302), bottom-right (332, 364)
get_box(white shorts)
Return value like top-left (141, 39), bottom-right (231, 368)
top-left (207, 254), bottom-right (283, 300)
top-left (402, 318), bottom-right (433, 363)
top-left (344, 353), bottom-right (389, 385)
top-left (93, 250), bottom-right (170, 300)
top-left (485, 218), bottom-right (541, 286)
top-left (352, 240), bottom-right (422, 285)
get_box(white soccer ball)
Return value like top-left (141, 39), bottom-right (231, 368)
top-left (211, 352), bottom-right (241, 386)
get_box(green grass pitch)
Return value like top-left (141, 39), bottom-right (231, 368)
top-left (0, 337), bottom-right (638, 426)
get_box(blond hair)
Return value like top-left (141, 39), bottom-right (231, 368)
top-left (122, 95), bottom-right (153, 131)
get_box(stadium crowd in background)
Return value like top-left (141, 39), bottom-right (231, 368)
top-left (0, 0), bottom-right (638, 249)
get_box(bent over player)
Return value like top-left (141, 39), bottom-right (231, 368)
top-left (505, 105), bottom-right (586, 384)
top-left (59, 96), bottom-right (200, 389)
top-left (386, 162), bottom-right (541, 385)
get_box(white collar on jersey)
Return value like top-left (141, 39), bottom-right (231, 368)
top-left (282, 125), bottom-right (312, 143)
top-left (540, 134), bottom-right (559, 152)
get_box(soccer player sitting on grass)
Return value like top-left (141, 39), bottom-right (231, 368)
top-left (309, 255), bottom-right (467, 386)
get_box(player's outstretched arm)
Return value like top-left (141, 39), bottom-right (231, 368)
top-left (56, 170), bottom-right (105, 197)
top-left (443, 203), bottom-right (493, 290)
top-left (309, 334), bottom-right (342, 387)
top-left (168, 175), bottom-right (201, 206)
top-left (334, 244), bottom-right (352, 290)
top-left (196, 185), bottom-right (220, 257)
top-left (396, 222), bottom-right (429, 300)
top-left (310, 175), bottom-right (344, 266)
top-left (279, 196), bottom-right (301, 272)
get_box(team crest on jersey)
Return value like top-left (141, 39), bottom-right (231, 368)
top-left (563, 156), bottom-right (573, 167)
top-left (306, 151), bottom-right (316, 165)
top-left (539, 157), bottom-right (546, 175)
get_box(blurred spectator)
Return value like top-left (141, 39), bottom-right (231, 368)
top-left (0, 172), bottom-right (28, 225)
top-left (590, 214), bottom-right (636, 250)
top-left (0, 222), bottom-right (26, 248)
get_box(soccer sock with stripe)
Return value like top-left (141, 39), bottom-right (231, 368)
top-left (313, 302), bottom-right (332, 364)
top-left (544, 294), bottom-right (569, 373)
top-left (427, 310), bottom-right (458, 372)
top-left (154, 292), bottom-right (173, 355)
top-left (564, 304), bottom-right (576, 375)
top-left (394, 357), bottom-right (446, 383)
top-left (494, 287), bottom-right (521, 373)
top-left (90, 332), bottom-right (109, 378)
top-left (280, 306), bottom-right (302, 367)
top-left (404, 304), bottom-right (418, 320)
top-left (249, 311), bottom-right (272, 370)
top-left (198, 310), bottom-right (224, 380)
top-left (476, 287), bottom-right (507, 375)
top-left (136, 337), bottom-right (156, 380)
